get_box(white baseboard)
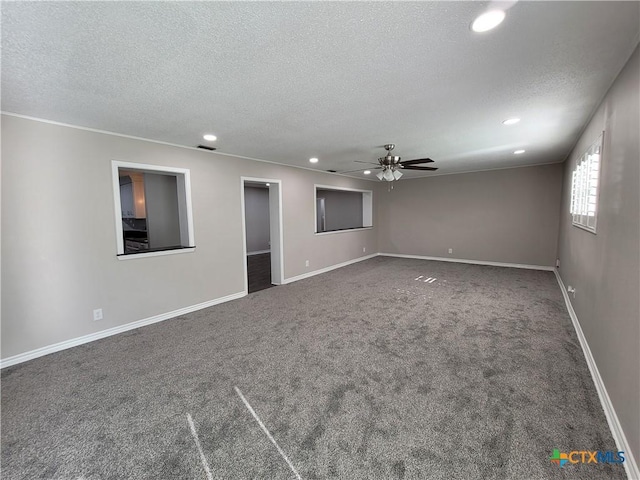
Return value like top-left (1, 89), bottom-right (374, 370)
top-left (247, 249), bottom-right (271, 256)
top-left (282, 253), bottom-right (378, 284)
top-left (554, 270), bottom-right (639, 480)
top-left (0, 291), bottom-right (246, 369)
top-left (379, 252), bottom-right (555, 271)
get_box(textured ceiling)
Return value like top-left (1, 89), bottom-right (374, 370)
top-left (2, 1), bottom-right (639, 179)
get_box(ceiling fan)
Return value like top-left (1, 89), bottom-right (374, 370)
top-left (343, 144), bottom-right (438, 181)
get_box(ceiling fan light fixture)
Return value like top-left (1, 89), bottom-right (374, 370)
top-left (471, 10), bottom-right (506, 33)
top-left (373, 143), bottom-right (437, 181)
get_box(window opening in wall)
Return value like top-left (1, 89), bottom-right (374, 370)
top-left (314, 185), bottom-right (373, 233)
top-left (570, 132), bottom-right (603, 233)
top-left (112, 162), bottom-right (195, 256)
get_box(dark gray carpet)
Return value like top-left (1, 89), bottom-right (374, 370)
top-left (1, 257), bottom-right (626, 479)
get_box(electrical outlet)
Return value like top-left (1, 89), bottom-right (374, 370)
top-left (305, 260), bottom-right (309, 267)
top-left (363, 247), bottom-right (366, 253)
top-left (93, 308), bottom-right (103, 321)
top-left (448, 248), bottom-right (453, 254)
top-left (567, 286), bottom-right (576, 298)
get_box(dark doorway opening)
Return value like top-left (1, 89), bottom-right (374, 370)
top-left (247, 252), bottom-right (273, 293)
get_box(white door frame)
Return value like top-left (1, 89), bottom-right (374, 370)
top-left (241, 177), bottom-right (284, 292)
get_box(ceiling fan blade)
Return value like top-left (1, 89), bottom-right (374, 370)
top-left (354, 160), bottom-right (381, 165)
top-left (400, 158), bottom-right (434, 165)
top-left (339, 167), bottom-right (382, 174)
top-left (401, 165), bottom-right (439, 171)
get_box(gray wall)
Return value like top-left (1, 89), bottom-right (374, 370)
top-left (1, 115), bottom-right (378, 358)
top-left (244, 186), bottom-right (270, 253)
top-left (557, 45), bottom-right (639, 463)
top-left (377, 163), bottom-right (563, 267)
top-left (317, 189), bottom-right (363, 232)
top-left (145, 173), bottom-right (181, 249)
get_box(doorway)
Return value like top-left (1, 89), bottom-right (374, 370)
top-left (241, 177), bottom-right (283, 293)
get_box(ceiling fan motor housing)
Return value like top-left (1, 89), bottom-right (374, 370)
top-left (379, 155), bottom-right (401, 167)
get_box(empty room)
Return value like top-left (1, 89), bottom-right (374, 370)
top-left (1, 2), bottom-right (638, 479)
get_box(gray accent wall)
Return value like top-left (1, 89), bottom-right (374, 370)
top-left (244, 186), bottom-right (270, 253)
top-left (144, 173), bottom-right (181, 249)
top-left (557, 45), bottom-right (639, 463)
top-left (317, 189), bottom-right (363, 232)
top-left (377, 163), bottom-right (563, 267)
top-left (0, 115), bottom-right (378, 358)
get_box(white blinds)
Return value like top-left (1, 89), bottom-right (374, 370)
top-left (570, 132), bottom-right (603, 233)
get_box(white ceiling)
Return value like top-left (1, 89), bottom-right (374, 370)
top-left (2, 1), bottom-right (638, 179)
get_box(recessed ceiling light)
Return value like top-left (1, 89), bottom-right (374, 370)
top-left (503, 118), bottom-right (520, 125)
top-left (514, 149), bottom-right (526, 155)
top-left (203, 134), bottom-right (217, 141)
top-left (309, 157), bottom-right (319, 163)
top-left (363, 170), bottom-right (371, 175)
top-left (471, 10), bottom-right (506, 33)
top-left (265, 183), bottom-right (270, 186)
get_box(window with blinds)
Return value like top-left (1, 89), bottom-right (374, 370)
top-left (570, 132), bottom-right (603, 233)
